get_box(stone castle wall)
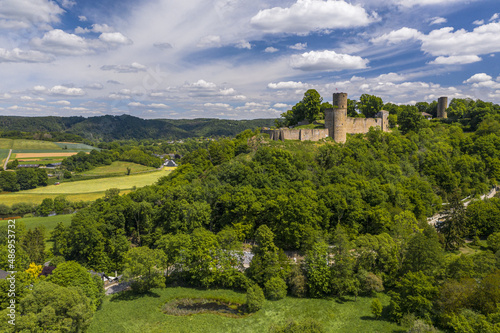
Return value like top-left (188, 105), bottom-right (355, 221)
top-left (264, 92), bottom-right (393, 143)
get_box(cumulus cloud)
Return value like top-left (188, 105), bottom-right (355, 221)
top-left (78, 15), bottom-right (87, 22)
top-left (429, 17), bottom-right (447, 25)
top-left (100, 62), bottom-right (147, 73)
top-left (48, 85), bottom-right (85, 96)
top-left (290, 50), bottom-right (369, 71)
top-left (189, 79), bottom-right (217, 89)
top-left (219, 88), bottom-right (236, 95)
top-left (75, 23), bottom-right (114, 34)
top-left (0, 0), bottom-right (64, 29)
top-left (30, 29), bottom-right (96, 55)
top-left (371, 27), bottom-right (422, 44)
top-left (235, 40), bottom-right (252, 49)
top-left (473, 19), bottom-right (485, 25)
top-left (0, 48), bottom-right (53, 63)
top-left (204, 102), bottom-right (231, 108)
top-left (429, 55), bottom-right (482, 65)
top-left (251, 0), bottom-right (377, 34)
top-left (197, 35), bottom-right (221, 48)
top-left (49, 100), bottom-right (71, 105)
top-left (273, 103), bottom-right (290, 108)
top-left (264, 47), bottom-right (279, 53)
top-left (268, 81), bottom-right (310, 89)
top-left (490, 13), bottom-right (499, 21)
top-left (289, 43), bottom-right (307, 50)
top-left (84, 83), bottom-right (104, 90)
top-left (98, 32), bottom-right (132, 45)
top-left (463, 73), bottom-right (493, 83)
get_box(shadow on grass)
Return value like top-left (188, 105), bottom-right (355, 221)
top-left (110, 289), bottom-right (161, 302)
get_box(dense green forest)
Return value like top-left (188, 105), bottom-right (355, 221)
top-left (2, 94), bottom-right (500, 332)
top-left (0, 115), bottom-right (274, 142)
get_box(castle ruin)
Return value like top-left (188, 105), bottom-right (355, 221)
top-left (263, 92), bottom-right (388, 143)
top-left (262, 92), bottom-right (448, 143)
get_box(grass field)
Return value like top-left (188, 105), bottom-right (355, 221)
top-left (0, 191), bottom-right (132, 206)
top-left (88, 288), bottom-right (403, 333)
top-left (13, 152), bottom-right (80, 158)
top-left (11, 139), bottom-right (61, 150)
top-left (0, 139), bottom-right (14, 149)
top-left (79, 161), bottom-right (156, 176)
top-left (0, 168), bottom-right (171, 206)
top-left (0, 214), bottom-right (74, 235)
top-left (0, 149), bottom-right (9, 165)
top-left (54, 142), bottom-right (97, 150)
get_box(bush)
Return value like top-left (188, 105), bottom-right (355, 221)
top-left (246, 285), bottom-right (265, 312)
top-left (288, 265), bottom-right (307, 298)
top-left (264, 276), bottom-right (287, 300)
top-left (371, 298), bottom-right (383, 319)
top-left (487, 232), bottom-right (500, 253)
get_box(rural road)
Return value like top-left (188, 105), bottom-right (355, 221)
top-left (3, 149), bottom-right (12, 170)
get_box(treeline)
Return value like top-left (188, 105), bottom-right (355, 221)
top-left (0, 130), bottom-right (85, 143)
top-left (0, 168), bottom-right (48, 192)
top-left (0, 114), bottom-right (275, 142)
top-left (0, 196), bottom-right (90, 218)
top-left (62, 149), bottom-right (162, 172)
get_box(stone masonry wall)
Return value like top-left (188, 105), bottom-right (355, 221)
top-left (345, 118), bottom-right (384, 134)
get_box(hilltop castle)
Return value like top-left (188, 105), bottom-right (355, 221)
top-left (262, 93), bottom-right (448, 143)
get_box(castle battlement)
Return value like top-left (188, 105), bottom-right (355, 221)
top-left (263, 92), bottom-right (391, 143)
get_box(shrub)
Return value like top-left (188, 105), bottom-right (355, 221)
top-left (264, 276), bottom-right (287, 300)
top-left (371, 298), bottom-right (383, 319)
top-left (487, 232), bottom-right (500, 253)
top-left (246, 284), bottom-right (265, 312)
top-left (288, 265), bottom-right (307, 298)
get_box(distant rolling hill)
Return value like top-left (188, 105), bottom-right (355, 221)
top-left (0, 115), bottom-right (276, 141)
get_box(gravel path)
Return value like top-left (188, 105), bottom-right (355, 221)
top-left (3, 149), bottom-right (12, 170)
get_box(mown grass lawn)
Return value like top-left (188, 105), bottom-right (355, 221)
top-left (79, 161), bottom-right (156, 176)
top-left (88, 288), bottom-right (403, 333)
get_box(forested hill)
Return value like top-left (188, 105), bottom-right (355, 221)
top-left (0, 115), bottom-right (275, 141)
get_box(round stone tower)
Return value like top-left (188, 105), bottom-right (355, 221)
top-left (437, 96), bottom-right (448, 118)
top-left (332, 92), bottom-right (348, 143)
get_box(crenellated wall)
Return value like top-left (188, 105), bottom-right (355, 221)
top-left (263, 92), bottom-right (396, 143)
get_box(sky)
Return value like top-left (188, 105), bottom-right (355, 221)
top-left (0, 0), bottom-right (499, 120)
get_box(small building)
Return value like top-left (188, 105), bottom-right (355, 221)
top-left (163, 160), bottom-right (177, 167)
top-left (46, 162), bottom-right (62, 169)
top-left (17, 164), bottom-right (40, 168)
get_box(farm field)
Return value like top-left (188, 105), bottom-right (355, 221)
top-left (79, 161), bottom-right (156, 176)
top-left (11, 139), bottom-right (61, 150)
top-left (0, 168), bottom-right (171, 206)
top-left (0, 191), bottom-right (131, 206)
top-left (0, 138), bottom-right (14, 149)
top-left (89, 288), bottom-right (402, 333)
top-left (0, 214), bottom-right (73, 235)
top-left (0, 149), bottom-right (9, 165)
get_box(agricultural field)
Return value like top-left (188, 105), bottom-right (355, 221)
top-left (0, 138), bottom-right (14, 149)
top-left (89, 288), bottom-right (402, 333)
top-left (0, 168), bottom-right (171, 206)
top-left (78, 161), bottom-right (156, 176)
top-left (53, 142), bottom-right (97, 151)
top-left (0, 149), bottom-right (9, 166)
top-left (11, 139), bottom-right (61, 150)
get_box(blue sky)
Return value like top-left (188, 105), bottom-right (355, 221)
top-left (0, 0), bottom-right (499, 119)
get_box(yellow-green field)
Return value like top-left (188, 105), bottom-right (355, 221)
top-left (0, 138), bottom-right (14, 149)
top-left (0, 168), bottom-right (172, 206)
top-left (79, 161), bottom-right (156, 176)
top-left (11, 139), bottom-right (61, 150)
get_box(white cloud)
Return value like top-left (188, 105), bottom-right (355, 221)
top-left (235, 40), bottom-right (252, 49)
top-left (99, 32), bottom-right (132, 45)
top-left (30, 29), bottom-right (95, 55)
top-left (490, 13), bottom-right (499, 22)
top-left (429, 17), bottom-right (447, 25)
top-left (78, 15), bottom-right (87, 22)
top-left (128, 102), bottom-right (145, 107)
top-left (0, 48), bottom-right (53, 63)
top-left (204, 102), bottom-right (231, 108)
top-left (464, 73), bottom-right (493, 83)
top-left (48, 85), bottom-right (85, 96)
top-left (60, 0), bottom-right (75, 8)
top-left (219, 88), bottom-right (236, 95)
top-left (290, 50), bottom-right (369, 71)
top-left (268, 81), bottom-right (310, 89)
top-left (371, 27), bottom-right (422, 44)
top-left (250, 0), bottom-right (377, 34)
top-left (264, 47), bottom-right (279, 53)
top-left (289, 43), bottom-right (307, 50)
top-left (190, 79), bottom-right (217, 89)
top-left (197, 35), bottom-right (221, 48)
top-left (76, 24), bottom-right (114, 34)
top-left (100, 62), bottom-right (147, 73)
top-left (33, 85), bottom-right (46, 92)
top-left (0, 0), bottom-right (64, 29)
top-left (429, 55), bottom-right (482, 65)
top-left (273, 103), bottom-right (290, 108)
top-left (473, 19), bottom-right (485, 25)
top-left (148, 103), bottom-right (169, 108)
top-left (49, 100), bottom-right (70, 105)
top-left (109, 93), bottom-right (130, 99)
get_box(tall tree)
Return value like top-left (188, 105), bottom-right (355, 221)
top-left (357, 94), bottom-right (383, 118)
top-left (438, 191), bottom-right (468, 251)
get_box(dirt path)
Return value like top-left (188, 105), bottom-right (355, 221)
top-left (3, 149), bottom-right (12, 170)
top-left (427, 187), bottom-right (497, 225)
